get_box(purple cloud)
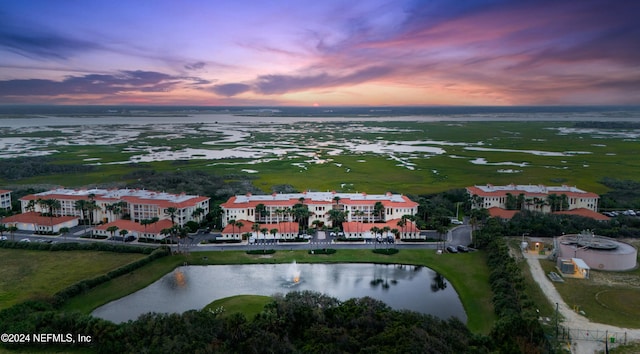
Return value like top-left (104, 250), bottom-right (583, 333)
top-left (0, 70), bottom-right (205, 97)
top-left (254, 66), bottom-right (392, 95)
top-left (211, 83), bottom-right (252, 97)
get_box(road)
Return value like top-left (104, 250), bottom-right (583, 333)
top-left (5, 224), bottom-right (473, 253)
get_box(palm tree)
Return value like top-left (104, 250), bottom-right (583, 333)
top-left (260, 227), bottom-right (269, 252)
top-left (59, 226), bottom-right (70, 241)
top-left (160, 228), bottom-right (173, 245)
top-left (192, 207), bottom-right (205, 224)
top-left (106, 225), bottom-right (119, 242)
top-left (311, 219), bottom-right (322, 229)
top-left (370, 226), bottom-right (380, 239)
top-left (228, 219), bottom-right (237, 237)
top-left (382, 226), bottom-right (391, 241)
top-left (0, 225), bottom-right (6, 238)
top-left (25, 199), bottom-right (36, 213)
top-left (251, 222), bottom-right (261, 241)
top-left (119, 229), bottom-right (129, 243)
top-left (333, 196), bottom-right (341, 209)
top-left (235, 221), bottom-right (244, 239)
top-left (86, 200), bottom-right (100, 238)
top-left (74, 199), bottom-right (89, 235)
top-left (397, 218), bottom-right (407, 239)
top-left (43, 199), bottom-right (61, 233)
top-left (270, 228), bottom-right (278, 241)
top-left (374, 201), bottom-right (384, 222)
top-left (255, 203), bottom-right (267, 223)
top-left (165, 206), bottom-right (178, 226)
top-left (7, 225), bottom-right (18, 241)
top-left (436, 224), bottom-right (448, 252)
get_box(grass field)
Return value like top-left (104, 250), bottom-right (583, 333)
top-left (63, 249), bottom-right (495, 334)
top-left (539, 260), bottom-right (640, 328)
top-left (203, 295), bottom-right (271, 321)
top-left (0, 249), bottom-right (145, 310)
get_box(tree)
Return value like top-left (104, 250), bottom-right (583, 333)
top-left (0, 224), bottom-right (6, 238)
top-left (270, 228), bottom-right (278, 241)
top-left (74, 199), bottom-right (90, 236)
top-left (119, 229), bottom-right (129, 243)
top-left (255, 203), bottom-right (268, 223)
top-left (86, 199), bottom-right (100, 237)
top-left (505, 193), bottom-right (517, 210)
top-left (260, 227), bottom-right (269, 252)
top-left (59, 226), bottom-right (69, 241)
top-left (40, 198), bottom-right (61, 233)
top-left (251, 222), bottom-right (261, 241)
top-left (235, 221), bottom-right (244, 239)
top-left (191, 207), bottom-right (205, 224)
top-left (397, 218), bottom-right (407, 239)
top-left (328, 209), bottom-right (346, 230)
top-left (165, 206), bottom-right (178, 226)
top-left (229, 219), bottom-right (237, 237)
top-left (106, 225), bottom-right (119, 241)
top-left (373, 201), bottom-right (385, 222)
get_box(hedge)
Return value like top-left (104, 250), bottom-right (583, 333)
top-left (372, 248), bottom-right (399, 255)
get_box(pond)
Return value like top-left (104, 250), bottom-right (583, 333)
top-left (92, 262), bottom-right (466, 324)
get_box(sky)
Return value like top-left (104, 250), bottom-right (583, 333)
top-left (0, 0), bottom-right (639, 106)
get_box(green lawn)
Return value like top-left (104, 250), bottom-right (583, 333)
top-left (204, 295), bottom-right (271, 321)
top-left (65, 249), bottom-right (496, 334)
top-left (0, 249), bottom-right (145, 310)
top-left (539, 260), bottom-right (640, 328)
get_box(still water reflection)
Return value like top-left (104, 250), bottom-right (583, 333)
top-left (92, 263), bottom-right (466, 323)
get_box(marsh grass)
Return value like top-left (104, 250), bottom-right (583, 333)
top-left (4, 121), bottom-right (638, 194)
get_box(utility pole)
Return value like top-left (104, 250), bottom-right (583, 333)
top-left (556, 302), bottom-right (558, 339)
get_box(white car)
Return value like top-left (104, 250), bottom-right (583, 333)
top-left (450, 219), bottom-right (463, 225)
top-left (0, 236), bottom-right (7, 241)
top-left (20, 238), bottom-right (31, 242)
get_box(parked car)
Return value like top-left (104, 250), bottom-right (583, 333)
top-left (450, 219), bottom-right (463, 225)
top-left (20, 238), bottom-right (31, 243)
top-left (457, 245), bottom-right (469, 252)
top-left (446, 245), bottom-right (458, 253)
top-left (0, 236), bottom-right (7, 241)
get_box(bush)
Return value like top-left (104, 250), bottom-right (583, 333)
top-left (246, 249), bottom-right (276, 255)
top-left (308, 248), bottom-right (336, 255)
top-left (372, 248), bottom-right (399, 255)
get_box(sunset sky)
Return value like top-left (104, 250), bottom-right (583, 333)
top-left (1, 0), bottom-right (638, 106)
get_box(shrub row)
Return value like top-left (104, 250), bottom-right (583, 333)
top-left (52, 247), bottom-right (171, 306)
top-left (484, 237), bottom-right (549, 353)
top-left (372, 248), bottom-right (399, 255)
top-left (246, 249), bottom-right (276, 255)
top-left (0, 240), bottom-right (157, 254)
top-left (308, 248), bottom-right (336, 255)
top-left (202, 239), bottom-right (242, 244)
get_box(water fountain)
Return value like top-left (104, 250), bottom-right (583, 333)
top-left (285, 260), bottom-right (301, 286)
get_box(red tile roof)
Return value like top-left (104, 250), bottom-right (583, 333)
top-left (342, 219), bottom-right (419, 233)
top-left (467, 185), bottom-right (599, 199)
top-left (0, 189), bottom-right (11, 194)
top-left (3, 212), bottom-right (77, 226)
top-left (487, 207), bottom-right (519, 219)
top-left (553, 208), bottom-right (610, 221)
top-left (221, 220), bottom-right (300, 234)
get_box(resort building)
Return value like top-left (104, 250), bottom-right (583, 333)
top-left (0, 189), bottom-right (11, 210)
top-left (19, 188), bottom-right (210, 227)
top-left (220, 191), bottom-right (420, 239)
top-left (2, 212), bottom-right (78, 233)
top-left (467, 184), bottom-right (603, 220)
top-left (94, 218), bottom-right (174, 240)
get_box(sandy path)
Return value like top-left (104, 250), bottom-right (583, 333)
top-left (524, 252), bottom-right (640, 354)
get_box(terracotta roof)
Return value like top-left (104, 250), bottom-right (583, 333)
top-left (467, 185), bottom-right (599, 199)
top-left (553, 208), bottom-right (610, 221)
top-left (120, 195), bottom-right (209, 209)
top-left (342, 219), bottom-right (419, 233)
top-left (0, 190), bottom-right (11, 194)
top-left (3, 212), bottom-right (77, 226)
top-left (221, 220), bottom-right (299, 234)
top-left (221, 195), bottom-right (417, 209)
top-left (487, 207), bottom-right (519, 219)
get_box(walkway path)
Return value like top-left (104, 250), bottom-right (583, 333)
top-left (523, 252), bottom-right (640, 353)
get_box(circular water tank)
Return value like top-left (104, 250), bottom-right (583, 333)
top-left (557, 235), bottom-right (637, 271)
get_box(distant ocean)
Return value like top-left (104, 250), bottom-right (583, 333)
top-left (0, 105), bottom-right (639, 125)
